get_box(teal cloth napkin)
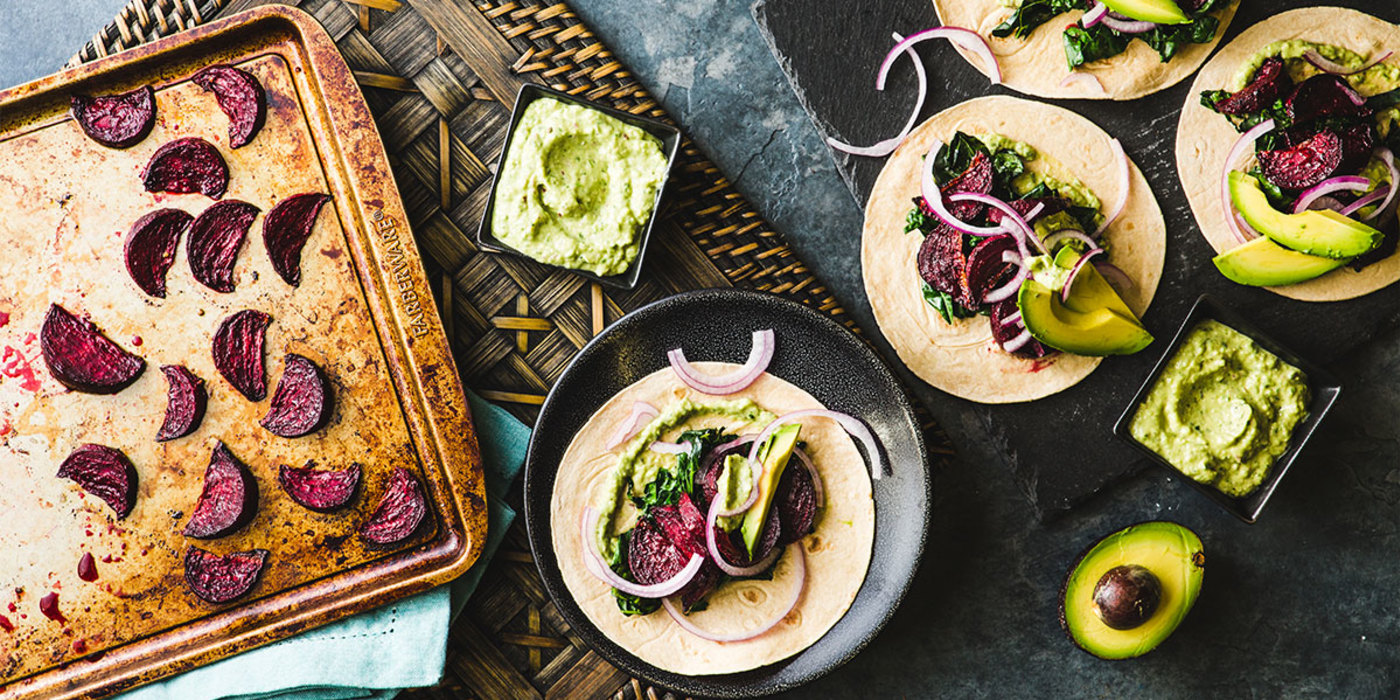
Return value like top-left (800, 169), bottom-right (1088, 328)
top-left (120, 392), bottom-right (530, 700)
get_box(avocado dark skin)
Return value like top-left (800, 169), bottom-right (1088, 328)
top-left (1058, 521), bottom-right (1205, 660)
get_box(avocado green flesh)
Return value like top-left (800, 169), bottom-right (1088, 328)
top-left (1214, 236), bottom-right (1349, 287)
top-left (1061, 522), bottom-right (1205, 660)
top-left (739, 424), bottom-right (801, 557)
top-left (1052, 247), bottom-right (1138, 320)
top-left (1098, 0), bottom-right (1190, 24)
top-left (1229, 172), bottom-right (1382, 260)
top-left (1017, 279), bottom-right (1152, 356)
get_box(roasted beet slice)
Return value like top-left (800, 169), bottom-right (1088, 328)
top-left (183, 442), bottom-right (258, 539)
top-left (917, 225), bottom-right (971, 307)
top-left (124, 208), bottom-right (192, 298)
top-left (141, 137), bottom-right (228, 198)
top-left (965, 234), bottom-right (1018, 307)
top-left (41, 304), bottom-right (145, 394)
top-left (944, 151), bottom-right (994, 200)
top-left (990, 299), bottom-right (1050, 358)
top-left (260, 353), bottom-right (332, 438)
top-left (360, 467), bottom-right (429, 545)
top-left (192, 65), bottom-right (266, 149)
top-left (1336, 123), bottom-right (1377, 176)
top-left (628, 516), bottom-right (688, 585)
top-left (278, 463), bottom-right (360, 512)
top-left (70, 86), bottom-right (155, 148)
top-left (1256, 130), bottom-right (1344, 191)
top-left (1287, 75), bottom-right (1372, 124)
top-left (184, 546), bottom-right (268, 604)
top-left (57, 444), bottom-right (137, 518)
top-left (986, 197), bottom-right (1068, 226)
top-left (157, 365), bottom-right (206, 441)
top-left (212, 309), bottom-right (270, 401)
top-left (263, 193), bottom-right (330, 286)
top-left (188, 200), bottom-right (259, 293)
top-left (775, 458), bottom-right (818, 545)
top-left (632, 501), bottom-right (723, 609)
top-left (1212, 57), bottom-right (1292, 117)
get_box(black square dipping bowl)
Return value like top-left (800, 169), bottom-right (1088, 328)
top-left (1113, 295), bottom-right (1342, 523)
top-left (475, 83), bottom-right (682, 290)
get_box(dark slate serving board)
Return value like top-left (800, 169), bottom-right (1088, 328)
top-left (752, 0), bottom-right (1400, 518)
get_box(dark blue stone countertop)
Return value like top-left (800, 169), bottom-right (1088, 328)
top-left (6, 1), bottom-right (1400, 696)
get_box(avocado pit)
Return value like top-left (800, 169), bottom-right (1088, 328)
top-left (1091, 564), bottom-right (1162, 631)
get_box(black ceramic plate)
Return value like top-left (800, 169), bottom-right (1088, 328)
top-left (1113, 295), bottom-right (1342, 523)
top-left (523, 288), bottom-right (930, 697)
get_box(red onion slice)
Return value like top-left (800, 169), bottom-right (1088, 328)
top-left (1292, 176), bottom-right (1371, 214)
top-left (661, 544), bottom-right (806, 643)
top-left (1092, 262), bottom-right (1135, 293)
top-left (1371, 148), bottom-right (1399, 222)
top-left (1304, 49), bottom-right (1394, 77)
top-left (1096, 139), bottom-right (1130, 236)
top-left (705, 495), bottom-right (781, 577)
top-left (606, 401), bottom-right (660, 450)
top-left (1100, 14), bottom-right (1156, 33)
top-left (649, 441), bottom-right (689, 455)
top-left (1043, 229), bottom-right (1098, 251)
top-left (1000, 309), bottom-right (1023, 327)
top-left (1060, 248), bottom-right (1106, 304)
top-left (948, 192), bottom-right (1048, 254)
top-left (1082, 2), bottom-right (1108, 27)
top-left (828, 33), bottom-right (927, 158)
top-left (922, 140), bottom-right (1006, 237)
top-left (984, 250), bottom-right (1029, 304)
top-left (667, 329), bottom-right (775, 395)
top-left (1220, 119), bottom-right (1276, 245)
top-left (748, 409), bottom-right (884, 481)
top-left (581, 507), bottom-right (704, 598)
top-left (879, 27), bottom-right (1001, 87)
top-left (1002, 328), bottom-right (1033, 353)
top-left (1342, 185), bottom-right (1391, 218)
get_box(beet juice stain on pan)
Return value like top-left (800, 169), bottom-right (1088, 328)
top-left (524, 288), bottom-right (930, 697)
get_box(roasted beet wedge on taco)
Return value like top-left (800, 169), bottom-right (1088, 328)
top-left (933, 0), bottom-right (1238, 100)
top-left (551, 330), bottom-right (880, 675)
top-left (1177, 8), bottom-right (1400, 302)
top-left (864, 96), bottom-right (1166, 404)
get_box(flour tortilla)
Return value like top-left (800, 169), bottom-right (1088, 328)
top-left (1177, 7), bottom-right (1400, 302)
top-left (932, 0), bottom-right (1239, 100)
top-left (863, 96), bottom-right (1166, 404)
top-left (550, 364), bottom-right (875, 675)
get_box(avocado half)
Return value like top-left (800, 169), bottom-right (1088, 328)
top-left (1059, 521), bottom-right (1205, 660)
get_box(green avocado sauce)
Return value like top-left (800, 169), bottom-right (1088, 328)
top-left (593, 398), bottom-right (773, 560)
top-left (491, 98), bottom-right (669, 276)
top-left (975, 133), bottom-right (1104, 215)
top-left (1232, 40), bottom-right (1400, 96)
top-left (1129, 320), bottom-right (1310, 498)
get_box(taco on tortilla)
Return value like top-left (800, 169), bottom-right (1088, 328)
top-left (863, 95), bottom-right (1166, 404)
top-left (933, 0), bottom-right (1239, 100)
top-left (1177, 7), bottom-right (1400, 302)
top-left (550, 353), bottom-right (877, 675)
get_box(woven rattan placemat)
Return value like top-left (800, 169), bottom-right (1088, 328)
top-left (70, 0), bottom-right (952, 696)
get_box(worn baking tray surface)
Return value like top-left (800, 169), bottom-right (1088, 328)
top-left (753, 0), bottom-right (1400, 518)
top-left (0, 6), bottom-right (484, 697)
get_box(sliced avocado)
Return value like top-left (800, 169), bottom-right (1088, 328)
top-left (1099, 0), bottom-right (1190, 24)
top-left (1229, 171), bottom-right (1382, 260)
top-left (739, 424), bottom-right (800, 558)
top-left (1060, 521), bottom-right (1205, 660)
top-left (1017, 279), bottom-right (1152, 356)
top-left (1053, 247), bottom-right (1138, 320)
top-left (1213, 236), bottom-right (1349, 287)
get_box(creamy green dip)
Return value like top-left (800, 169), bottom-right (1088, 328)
top-left (1232, 40), bottom-right (1400, 96)
top-left (1129, 320), bottom-right (1310, 498)
top-left (974, 132), bottom-right (1103, 217)
top-left (491, 98), bottom-right (669, 276)
top-left (593, 398), bottom-right (773, 559)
